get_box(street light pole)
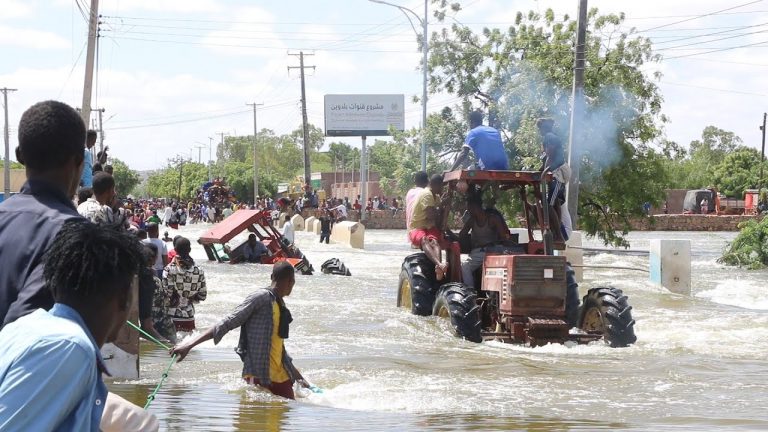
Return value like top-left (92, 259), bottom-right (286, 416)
top-left (369, 0), bottom-right (428, 171)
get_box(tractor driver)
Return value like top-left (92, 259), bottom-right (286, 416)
top-left (459, 194), bottom-right (510, 289)
top-left (408, 174), bottom-right (449, 281)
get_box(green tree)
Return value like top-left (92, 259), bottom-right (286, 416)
top-left (111, 158), bottom-right (140, 196)
top-left (425, 3), bottom-right (668, 246)
top-left (674, 126), bottom-right (744, 190)
top-left (712, 147), bottom-right (766, 197)
top-left (146, 159), bottom-right (208, 199)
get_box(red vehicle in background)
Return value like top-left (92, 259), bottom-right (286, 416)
top-left (198, 209), bottom-right (314, 275)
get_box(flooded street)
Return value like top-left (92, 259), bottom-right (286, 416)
top-left (110, 225), bottom-right (768, 431)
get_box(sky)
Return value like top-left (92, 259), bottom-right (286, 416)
top-left (2, 0), bottom-right (768, 171)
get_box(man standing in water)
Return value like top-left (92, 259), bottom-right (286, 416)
top-left (171, 262), bottom-right (312, 399)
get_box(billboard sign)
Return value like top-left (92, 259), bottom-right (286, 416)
top-left (324, 94), bottom-right (405, 137)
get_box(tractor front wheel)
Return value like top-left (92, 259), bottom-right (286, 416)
top-left (433, 282), bottom-right (482, 343)
top-left (397, 253), bottom-right (437, 316)
top-left (578, 287), bottom-right (637, 348)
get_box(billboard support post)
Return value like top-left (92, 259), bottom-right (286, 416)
top-left (361, 135), bottom-right (368, 221)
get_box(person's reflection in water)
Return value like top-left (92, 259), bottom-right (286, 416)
top-left (235, 389), bottom-right (288, 432)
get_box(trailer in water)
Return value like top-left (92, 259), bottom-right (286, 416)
top-left (197, 209), bottom-right (314, 275)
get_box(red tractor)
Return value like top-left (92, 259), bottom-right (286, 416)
top-left (198, 209), bottom-right (313, 275)
top-left (397, 169), bottom-right (636, 347)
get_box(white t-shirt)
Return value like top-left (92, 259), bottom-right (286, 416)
top-left (163, 207), bottom-right (173, 223)
top-left (282, 221), bottom-right (295, 244)
top-left (142, 238), bottom-right (168, 271)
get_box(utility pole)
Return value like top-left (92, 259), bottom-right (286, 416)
top-left (288, 51), bottom-right (316, 191)
top-left (2, 88), bottom-right (17, 201)
top-left (361, 136), bottom-right (368, 221)
top-left (246, 102), bottom-right (264, 204)
top-left (95, 108), bottom-right (105, 157)
top-left (566, 0), bottom-right (588, 228)
top-left (80, 0), bottom-right (99, 126)
top-left (176, 156), bottom-right (185, 200)
top-left (208, 136), bottom-right (213, 181)
top-left (194, 145), bottom-right (205, 164)
top-left (759, 113), bottom-right (767, 196)
top-left (214, 132), bottom-right (229, 181)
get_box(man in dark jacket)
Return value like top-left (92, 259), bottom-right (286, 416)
top-left (0, 100), bottom-right (86, 326)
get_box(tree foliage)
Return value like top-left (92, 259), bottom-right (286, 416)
top-left (425, 3), bottom-right (668, 246)
top-left (719, 217), bottom-right (768, 269)
top-left (111, 158), bottom-right (140, 197)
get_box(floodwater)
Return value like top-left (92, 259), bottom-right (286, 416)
top-left (110, 225), bottom-right (768, 431)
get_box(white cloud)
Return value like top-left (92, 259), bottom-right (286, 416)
top-left (0, 0), bottom-right (32, 19)
top-left (0, 25), bottom-right (69, 49)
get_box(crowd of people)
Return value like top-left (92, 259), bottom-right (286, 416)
top-left (0, 99), bottom-right (569, 430)
top-left (0, 101), bottom-right (312, 431)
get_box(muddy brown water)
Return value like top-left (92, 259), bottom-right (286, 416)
top-left (110, 227), bottom-right (768, 431)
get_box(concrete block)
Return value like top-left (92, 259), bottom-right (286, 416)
top-left (290, 214), bottom-right (305, 231)
top-left (649, 239), bottom-right (691, 295)
top-left (564, 231), bottom-right (583, 282)
top-left (331, 221), bottom-right (365, 249)
top-left (304, 216), bottom-right (317, 232)
top-left (311, 219), bottom-right (322, 234)
top-left (509, 228), bottom-right (529, 243)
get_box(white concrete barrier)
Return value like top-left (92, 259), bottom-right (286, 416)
top-left (649, 239), bottom-right (691, 295)
top-left (565, 231), bottom-right (583, 282)
top-left (290, 214), bottom-right (305, 231)
top-left (331, 221), bottom-right (365, 249)
top-left (311, 219), bottom-right (322, 234)
top-left (304, 216), bottom-right (317, 232)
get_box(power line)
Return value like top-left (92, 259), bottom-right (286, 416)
top-left (637, 0), bottom-right (764, 33)
top-left (654, 27), bottom-right (768, 51)
top-left (651, 21), bottom-right (768, 45)
top-left (100, 28), bottom-right (417, 44)
top-left (108, 100), bottom-right (297, 130)
top-left (662, 81), bottom-right (768, 98)
top-left (662, 38), bottom-right (768, 59)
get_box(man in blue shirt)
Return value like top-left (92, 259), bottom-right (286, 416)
top-left (0, 101), bottom-right (86, 326)
top-left (0, 220), bottom-right (151, 431)
top-left (80, 129), bottom-right (97, 187)
top-left (450, 110), bottom-right (509, 171)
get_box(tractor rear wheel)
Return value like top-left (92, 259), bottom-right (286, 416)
top-left (578, 287), bottom-right (637, 348)
top-left (397, 253), bottom-right (437, 316)
top-left (433, 282), bottom-right (482, 343)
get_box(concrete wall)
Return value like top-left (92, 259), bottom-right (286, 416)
top-left (0, 169), bottom-right (26, 193)
top-left (299, 210), bottom-right (757, 231)
top-left (629, 214), bottom-right (757, 231)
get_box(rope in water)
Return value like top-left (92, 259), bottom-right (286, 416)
top-left (144, 354), bottom-right (177, 409)
top-left (125, 321), bottom-right (177, 409)
top-left (126, 320), bottom-right (170, 350)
